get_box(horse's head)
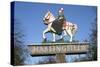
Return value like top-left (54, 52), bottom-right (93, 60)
top-left (43, 11), bottom-right (55, 25)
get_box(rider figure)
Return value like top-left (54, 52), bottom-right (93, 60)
top-left (51, 8), bottom-right (66, 35)
top-left (56, 8), bottom-right (66, 22)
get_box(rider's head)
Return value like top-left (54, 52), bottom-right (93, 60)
top-left (59, 8), bottom-right (64, 13)
top-left (60, 8), bottom-right (64, 11)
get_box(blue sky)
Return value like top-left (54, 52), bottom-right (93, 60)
top-left (13, 1), bottom-right (97, 64)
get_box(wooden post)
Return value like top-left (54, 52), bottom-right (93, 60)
top-left (56, 53), bottom-right (66, 63)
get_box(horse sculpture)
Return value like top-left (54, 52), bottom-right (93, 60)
top-left (42, 11), bottom-right (77, 42)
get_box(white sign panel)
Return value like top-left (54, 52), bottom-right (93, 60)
top-left (28, 42), bottom-right (89, 56)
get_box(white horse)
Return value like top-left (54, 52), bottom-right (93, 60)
top-left (42, 11), bottom-right (77, 42)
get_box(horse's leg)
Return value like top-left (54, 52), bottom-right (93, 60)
top-left (68, 30), bottom-right (73, 42)
top-left (50, 27), bottom-right (56, 42)
top-left (70, 35), bottom-right (73, 42)
top-left (43, 28), bottom-right (50, 41)
top-left (60, 35), bottom-right (63, 39)
top-left (59, 30), bottom-right (65, 39)
top-left (63, 30), bottom-right (67, 37)
top-left (65, 29), bottom-right (73, 42)
top-left (52, 33), bottom-right (56, 42)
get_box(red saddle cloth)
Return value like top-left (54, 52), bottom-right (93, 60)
top-left (63, 22), bottom-right (74, 30)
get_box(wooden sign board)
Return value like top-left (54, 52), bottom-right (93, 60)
top-left (28, 42), bottom-right (89, 56)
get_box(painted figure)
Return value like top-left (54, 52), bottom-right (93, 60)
top-left (51, 8), bottom-right (66, 35)
top-left (43, 8), bottom-right (77, 42)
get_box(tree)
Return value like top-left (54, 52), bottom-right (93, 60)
top-left (73, 22), bottom-right (97, 62)
top-left (89, 17), bottom-right (97, 61)
top-left (73, 7), bottom-right (97, 62)
top-left (11, 19), bottom-right (29, 65)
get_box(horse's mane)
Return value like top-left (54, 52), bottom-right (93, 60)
top-left (50, 11), bottom-right (55, 18)
top-left (49, 11), bottom-right (55, 22)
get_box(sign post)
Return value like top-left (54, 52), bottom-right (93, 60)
top-left (28, 42), bottom-right (89, 63)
